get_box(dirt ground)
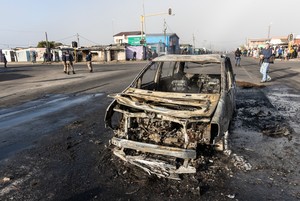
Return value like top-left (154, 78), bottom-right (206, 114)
top-left (0, 80), bottom-right (299, 201)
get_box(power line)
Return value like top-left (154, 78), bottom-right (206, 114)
top-left (78, 34), bottom-right (99, 45)
top-left (53, 35), bottom-right (77, 42)
top-left (164, 20), bottom-right (174, 34)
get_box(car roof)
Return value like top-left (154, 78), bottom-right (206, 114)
top-left (153, 54), bottom-right (223, 64)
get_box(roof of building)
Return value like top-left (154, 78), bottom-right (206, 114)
top-left (113, 31), bottom-right (144, 37)
top-left (248, 38), bottom-right (269, 42)
top-left (147, 33), bottom-right (179, 38)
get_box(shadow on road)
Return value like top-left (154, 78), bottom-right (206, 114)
top-left (0, 74), bottom-right (32, 82)
top-left (271, 72), bottom-right (299, 81)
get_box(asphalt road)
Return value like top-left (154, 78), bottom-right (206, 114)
top-left (0, 57), bottom-right (299, 201)
top-left (0, 61), bottom-right (145, 160)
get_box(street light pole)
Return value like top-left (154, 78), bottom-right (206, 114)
top-left (163, 19), bottom-right (167, 54)
top-left (267, 22), bottom-right (272, 40)
top-left (140, 15), bottom-right (145, 44)
top-left (140, 8), bottom-right (173, 46)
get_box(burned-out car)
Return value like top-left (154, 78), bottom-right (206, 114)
top-left (105, 54), bottom-right (236, 179)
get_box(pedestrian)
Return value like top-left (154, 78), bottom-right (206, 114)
top-left (288, 47), bottom-right (294, 60)
top-left (55, 52), bottom-right (59, 62)
top-left (31, 51), bottom-right (37, 63)
top-left (86, 51), bottom-right (93, 72)
top-left (132, 51), bottom-right (136, 61)
top-left (277, 46), bottom-right (283, 61)
top-left (259, 43), bottom-right (272, 83)
top-left (152, 50), bottom-right (158, 59)
top-left (283, 47), bottom-right (288, 61)
top-left (147, 50), bottom-right (152, 61)
top-left (235, 48), bottom-right (242, 66)
top-left (181, 48), bottom-right (188, 54)
top-left (65, 51), bottom-right (75, 75)
top-left (48, 52), bottom-right (53, 64)
top-left (62, 52), bottom-right (67, 73)
top-left (43, 52), bottom-right (47, 64)
top-left (3, 54), bottom-right (7, 68)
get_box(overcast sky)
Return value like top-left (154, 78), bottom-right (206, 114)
top-left (0, 0), bottom-right (299, 51)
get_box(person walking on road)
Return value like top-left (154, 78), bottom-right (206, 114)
top-left (65, 51), bottom-right (75, 75)
top-left (259, 43), bottom-right (272, 83)
top-left (3, 54), bottom-right (7, 68)
top-left (62, 52), bottom-right (67, 74)
top-left (152, 50), bottom-right (158, 59)
top-left (147, 50), bottom-right (152, 61)
top-left (235, 48), bottom-right (242, 66)
top-left (31, 51), bottom-right (37, 64)
top-left (86, 51), bottom-right (93, 72)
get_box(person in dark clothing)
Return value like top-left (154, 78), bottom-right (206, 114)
top-left (65, 51), bottom-right (75, 75)
top-left (43, 52), bottom-right (47, 64)
top-left (147, 50), bottom-right (152, 61)
top-left (86, 52), bottom-right (93, 72)
top-left (259, 43), bottom-right (272, 82)
top-left (152, 50), bottom-right (158, 59)
top-left (3, 54), bottom-right (7, 68)
top-left (235, 48), bottom-right (242, 66)
top-left (62, 52), bottom-right (67, 73)
top-left (132, 51), bottom-right (136, 60)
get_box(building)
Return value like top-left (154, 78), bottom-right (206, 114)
top-left (247, 36), bottom-right (290, 49)
top-left (1, 49), bottom-right (17, 62)
top-left (146, 33), bottom-right (180, 54)
top-left (293, 35), bottom-right (300, 45)
top-left (0, 49), bottom-right (3, 62)
top-left (113, 31), bottom-right (144, 45)
top-left (247, 38), bottom-right (269, 49)
top-left (113, 31), bottom-right (180, 56)
top-left (269, 37), bottom-right (288, 47)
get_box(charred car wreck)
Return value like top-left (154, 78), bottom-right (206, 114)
top-left (105, 54), bottom-right (236, 179)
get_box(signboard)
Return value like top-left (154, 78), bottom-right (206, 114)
top-left (128, 36), bottom-right (144, 46)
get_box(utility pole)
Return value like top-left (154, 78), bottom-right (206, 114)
top-left (45, 32), bottom-right (50, 62)
top-left (74, 33), bottom-right (80, 63)
top-left (45, 32), bottom-right (49, 48)
top-left (163, 19), bottom-right (167, 54)
top-left (76, 33), bottom-right (80, 47)
top-left (140, 15), bottom-right (145, 45)
top-left (140, 7), bottom-right (173, 48)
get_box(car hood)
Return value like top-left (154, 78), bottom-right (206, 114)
top-left (109, 87), bottom-right (220, 119)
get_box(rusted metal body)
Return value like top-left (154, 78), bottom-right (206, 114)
top-left (105, 54), bottom-right (236, 179)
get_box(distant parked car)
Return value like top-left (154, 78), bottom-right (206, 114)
top-left (105, 54), bottom-right (236, 179)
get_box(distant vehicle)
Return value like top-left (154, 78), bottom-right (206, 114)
top-left (105, 54), bottom-right (236, 179)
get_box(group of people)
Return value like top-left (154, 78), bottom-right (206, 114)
top-left (61, 51), bottom-right (93, 75)
top-left (234, 44), bottom-right (273, 83)
top-left (244, 45), bottom-right (300, 61)
top-left (234, 43), bottom-right (300, 82)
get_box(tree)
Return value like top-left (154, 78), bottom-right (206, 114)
top-left (37, 41), bottom-right (63, 48)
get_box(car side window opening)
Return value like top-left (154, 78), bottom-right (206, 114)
top-left (139, 63), bottom-right (159, 87)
